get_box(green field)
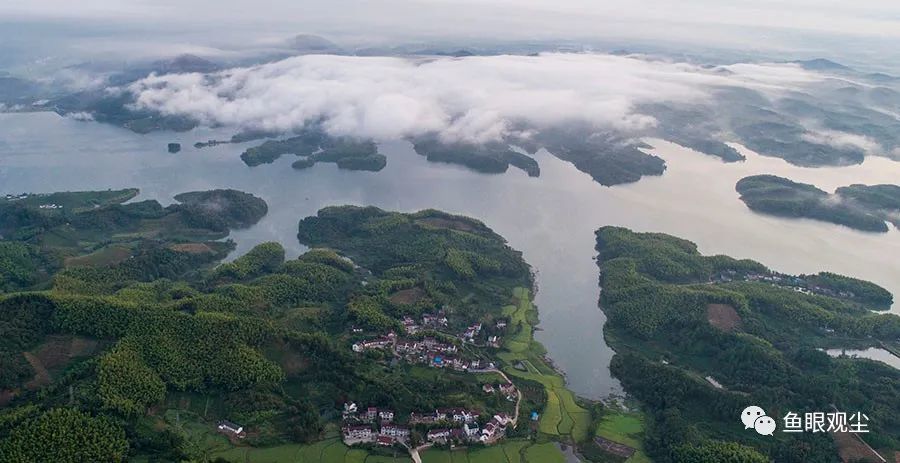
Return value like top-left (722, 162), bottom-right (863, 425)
top-left (212, 438), bottom-right (412, 463)
top-left (523, 442), bottom-right (566, 463)
top-left (420, 439), bottom-right (565, 463)
top-left (594, 410), bottom-right (651, 463)
top-left (498, 288), bottom-right (592, 443)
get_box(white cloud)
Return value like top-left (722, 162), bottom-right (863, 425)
top-left (65, 111), bottom-right (95, 121)
top-left (801, 129), bottom-right (880, 153)
top-left (128, 53), bottom-right (822, 143)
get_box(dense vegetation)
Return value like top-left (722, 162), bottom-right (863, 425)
top-left (733, 122), bottom-right (865, 167)
top-left (240, 129), bottom-right (387, 172)
top-left (0, 188), bottom-right (266, 293)
top-left (736, 175), bottom-right (898, 232)
top-left (0, 408), bottom-right (128, 462)
top-left (412, 137), bottom-right (540, 177)
top-left (516, 128), bottom-right (665, 186)
top-left (411, 127), bottom-right (667, 186)
top-left (595, 226), bottom-right (900, 463)
top-left (171, 189), bottom-right (268, 231)
top-left (0, 199), bottom-right (555, 461)
top-left (801, 271), bottom-right (894, 308)
top-left (835, 184), bottom-right (900, 228)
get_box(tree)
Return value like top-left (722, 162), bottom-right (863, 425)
top-left (0, 408), bottom-right (128, 462)
top-left (98, 344), bottom-right (165, 416)
top-left (672, 441), bottom-right (769, 463)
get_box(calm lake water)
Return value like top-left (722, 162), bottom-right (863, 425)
top-left (825, 348), bottom-right (900, 370)
top-left (2, 112), bottom-right (899, 400)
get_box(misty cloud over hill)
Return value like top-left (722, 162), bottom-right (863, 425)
top-left (127, 53), bottom-right (821, 143)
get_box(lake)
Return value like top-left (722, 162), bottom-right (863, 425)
top-left (825, 348), bottom-right (900, 370)
top-left (2, 112), bottom-right (899, 400)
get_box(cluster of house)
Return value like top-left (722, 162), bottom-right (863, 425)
top-left (401, 311), bottom-right (449, 334)
top-left (719, 271), bottom-right (860, 300)
top-left (351, 331), bottom-right (494, 372)
top-left (340, 402), bottom-right (512, 447)
top-left (416, 409), bottom-right (513, 445)
top-left (2, 193), bottom-right (65, 210)
top-left (482, 382), bottom-right (517, 402)
top-left (341, 403), bottom-right (409, 446)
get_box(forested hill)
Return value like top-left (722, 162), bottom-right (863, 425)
top-left (595, 226), bottom-right (900, 463)
top-left (0, 201), bottom-right (538, 462)
top-left (297, 205), bottom-right (531, 284)
top-left (0, 188), bottom-right (267, 293)
top-left (736, 175), bottom-right (900, 232)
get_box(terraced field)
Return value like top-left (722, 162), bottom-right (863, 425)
top-left (498, 288), bottom-right (592, 442)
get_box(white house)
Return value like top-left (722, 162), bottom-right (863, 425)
top-left (217, 420), bottom-right (246, 439)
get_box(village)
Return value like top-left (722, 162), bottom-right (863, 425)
top-left (344, 311), bottom-right (523, 451)
top-left (713, 269), bottom-right (864, 300)
top-left (214, 377), bottom-right (521, 451)
top-left (351, 310), bottom-right (508, 373)
top-left (339, 401), bottom-right (515, 449)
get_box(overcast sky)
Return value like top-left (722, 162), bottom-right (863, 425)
top-left (2, 1), bottom-right (900, 75)
top-left (3, 0), bottom-right (900, 47)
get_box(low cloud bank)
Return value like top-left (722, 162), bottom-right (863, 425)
top-left (128, 53), bottom-right (822, 143)
top-left (801, 129), bottom-right (880, 153)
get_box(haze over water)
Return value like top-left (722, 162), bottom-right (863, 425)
top-left (2, 112), bottom-right (899, 399)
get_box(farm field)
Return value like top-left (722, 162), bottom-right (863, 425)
top-left (420, 439), bottom-right (565, 463)
top-left (498, 288), bottom-right (592, 442)
top-left (213, 438), bottom-right (412, 463)
top-left (594, 410), bottom-right (651, 463)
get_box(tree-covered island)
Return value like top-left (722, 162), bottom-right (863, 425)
top-left (736, 175), bottom-right (900, 233)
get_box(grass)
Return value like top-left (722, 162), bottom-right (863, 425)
top-left (421, 449), bottom-right (453, 463)
top-left (422, 439), bottom-right (565, 463)
top-left (595, 410), bottom-right (652, 463)
top-left (63, 244), bottom-right (133, 268)
top-left (538, 389), bottom-right (563, 435)
top-left (210, 438), bottom-right (410, 463)
top-left (345, 449), bottom-right (369, 463)
top-left (501, 440), bottom-right (529, 463)
top-left (522, 442), bottom-right (566, 463)
top-left (322, 440), bottom-right (350, 462)
top-left (363, 455), bottom-right (412, 463)
top-left (467, 445), bottom-right (506, 463)
top-left (450, 449), bottom-right (469, 463)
